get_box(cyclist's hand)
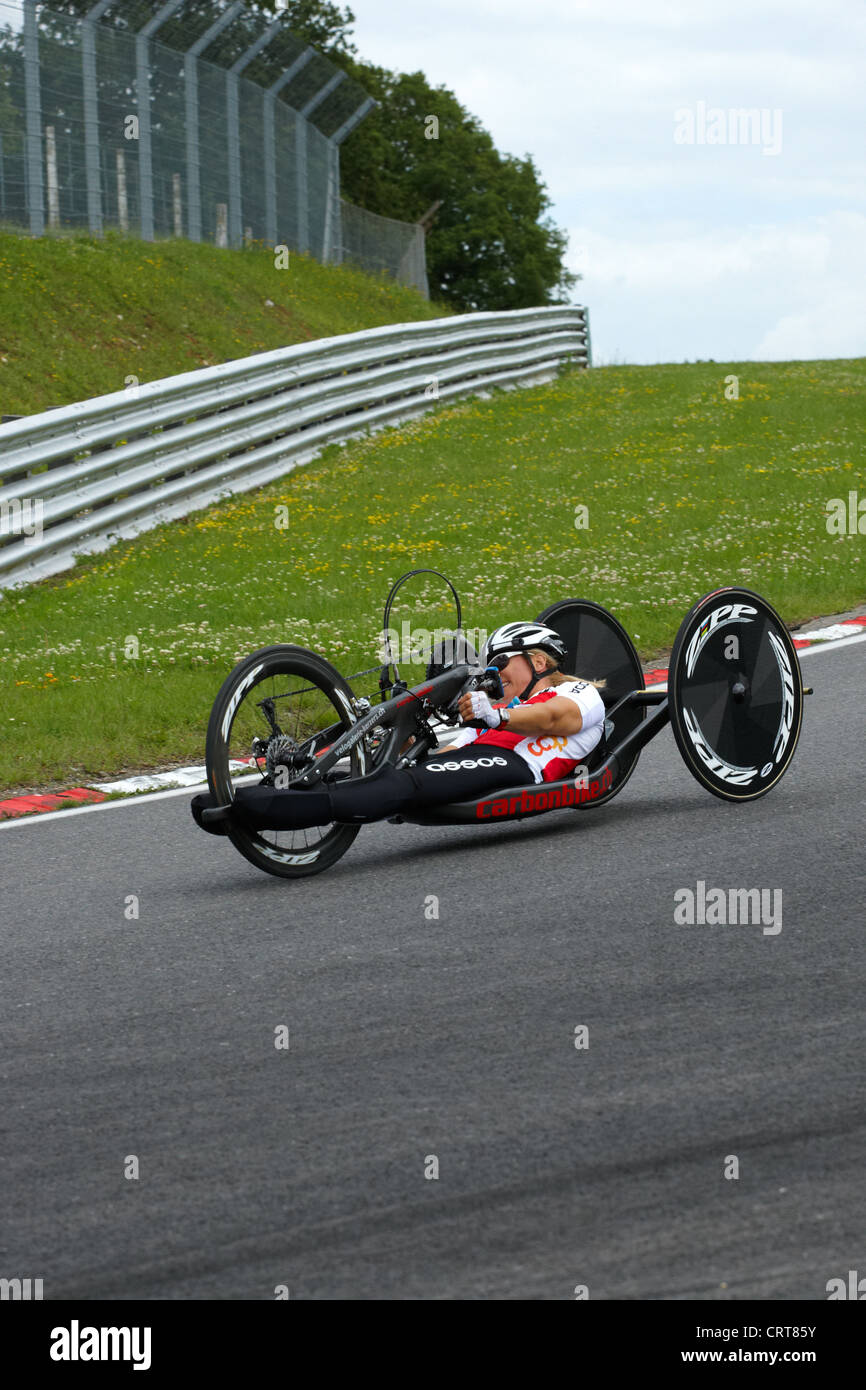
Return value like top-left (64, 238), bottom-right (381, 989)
top-left (458, 690), bottom-right (503, 727)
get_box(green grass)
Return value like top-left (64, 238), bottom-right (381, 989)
top-left (0, 226), bottom-right (449, 415)
top-left (1, 356), bottom-right (864, 794)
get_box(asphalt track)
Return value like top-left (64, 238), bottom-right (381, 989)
top-left (1, 640), bottom-right (863, 1300)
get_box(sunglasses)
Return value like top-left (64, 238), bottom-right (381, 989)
top-left (487, 652), bottom-right (520, 672)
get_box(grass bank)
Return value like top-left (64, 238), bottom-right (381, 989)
top-left (0, 226), bottom-right (448, 416)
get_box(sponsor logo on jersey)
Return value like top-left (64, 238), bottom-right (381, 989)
top-left (524, 734), bottom-right (569, 757)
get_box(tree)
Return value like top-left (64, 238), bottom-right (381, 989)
top-left (335, 64), bottom-right (576, 310)
top-left (256, 0), bottom-right (357, 56)
top-left (40, 1), bottom-right (357, 58)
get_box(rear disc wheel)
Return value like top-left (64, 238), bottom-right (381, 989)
top-left (536, 598), bottom-right (645, 809)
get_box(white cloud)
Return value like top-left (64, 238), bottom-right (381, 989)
top-left (569, 213), bottom-right (866, 362)
top-left (568, 221), bottom-right (838, 292)
top-left (348, 1), bottom-right (866, 361)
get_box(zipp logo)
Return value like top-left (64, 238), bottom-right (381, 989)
top-left (682, 707), bottom-right (758, 784)
top-left (685, 602), bottom-right (756, 678)
top-left (261, 846), bottom-right (320, 865)
top-left (426, 756), bottom-right (508, 772)
top-left (768, 631), bottom-right (796, 763)
top-left (220, 663), bottom-right (264, 742)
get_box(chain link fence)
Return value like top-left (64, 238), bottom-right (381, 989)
top-left (338, 197), bottom-right (428, 298)
top-left (0, 0), bottom-right (428, 292)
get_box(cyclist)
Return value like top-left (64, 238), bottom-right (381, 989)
top-left (222, 621), bottom-right (607, 832)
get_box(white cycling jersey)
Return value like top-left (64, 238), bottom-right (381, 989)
top-left (443, 679), bottom-right (606, 783)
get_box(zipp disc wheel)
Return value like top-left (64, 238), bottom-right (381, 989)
top-left (668, 588), bottom-right (803, 803)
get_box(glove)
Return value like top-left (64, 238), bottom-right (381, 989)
top-left (465, 690), bottom-right (503, 727)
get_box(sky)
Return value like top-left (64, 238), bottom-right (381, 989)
top-left (346, 0), bottom-right (866, 365)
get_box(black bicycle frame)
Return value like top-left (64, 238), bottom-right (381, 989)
top-left (291, 663), bottom-right (477, 788)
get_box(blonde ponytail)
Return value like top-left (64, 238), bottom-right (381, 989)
top-left (526, 648), bottom-right (606, 691)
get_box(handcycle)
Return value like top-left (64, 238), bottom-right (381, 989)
top-left (191, 569), bottom-right (810, 879)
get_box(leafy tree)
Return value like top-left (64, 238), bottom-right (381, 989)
top-left (257, 0), bottom-right (357, 55)
top-left (38, 1), bottom-right (356, 58)
top-left (336, 64), bottom-right (576, 310)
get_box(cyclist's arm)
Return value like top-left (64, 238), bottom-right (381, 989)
top-left (456, 692), bottom-right (586, 737)
top-left (498, 695), bottom-right (584, 738)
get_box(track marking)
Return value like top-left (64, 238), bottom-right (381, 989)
top-left (0, 775), bottom-right (261, 829)
top-left (797, 632), bottom-right (866, 657)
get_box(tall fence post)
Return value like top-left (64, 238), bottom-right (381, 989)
top-left (295, 114), bottom-right (307, 254)
top-left (183, 47), bottom-right (200, 242)
top-left (321, 140), bottom-right (340, 263)
top-left (225, 71), bottom-right (240, 249)
top-left (227, 19), bottom-right (282, 250)
top-left (184, 1), bottom-right (244, 245)
top-left (264, 47), bottom-right (314, 252)
top-left (82, 0), bottom-right (114, 237)
top-left (135, 29), bottom-right (153, 239)
top-left (329, 141), bottom-right (342, 264)
top-left (263, 92), bottom-right (276, 246)
top-left (299, 70), bottom-right (344, 260)
top-left (23, 0), bottom-right (44, 237)
top-left (135, 2), bottom-right (185, 243)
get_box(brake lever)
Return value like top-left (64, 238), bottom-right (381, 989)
top-left (476, 667), bottom-right (505, 701)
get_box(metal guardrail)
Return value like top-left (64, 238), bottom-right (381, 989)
top-left (0, 305), bottom-right (590, 590)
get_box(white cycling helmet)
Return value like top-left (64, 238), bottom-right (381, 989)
top-left (481, 621), bottom-right (567, 667)
top-left (480, 622), bottom-right (568, 700)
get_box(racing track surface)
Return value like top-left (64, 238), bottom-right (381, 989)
top-left (1, 641), bottom-right (863, 1300)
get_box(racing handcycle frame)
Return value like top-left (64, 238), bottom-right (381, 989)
top-left (192, 569), bottom-right (810, 878)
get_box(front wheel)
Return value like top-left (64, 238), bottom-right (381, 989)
top-left (205, 644), bottom-right (366, 879)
